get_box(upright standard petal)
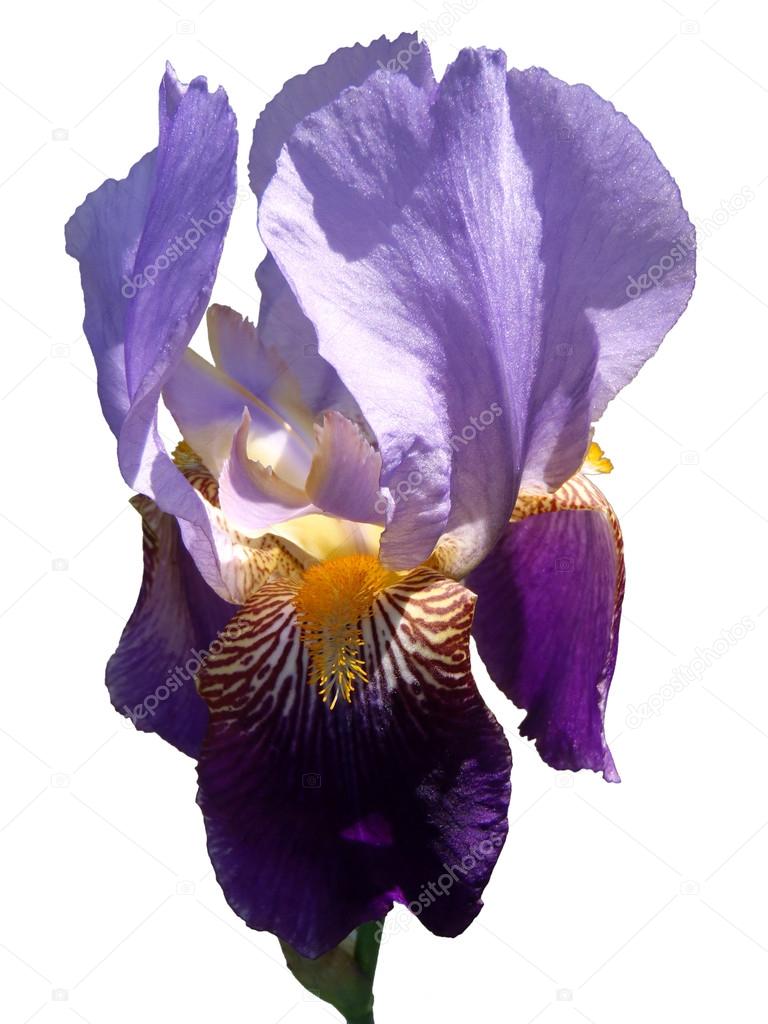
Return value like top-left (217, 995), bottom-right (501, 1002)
top-left (196, 568), bottom-right (511, 957)
top-left (249, 32), bottom-right (434, 200)
top-left (466, 475), bottom-right (624, 781)
top-left (259, 47), bottom-right (694, 574)
top-left (254, 255), bottom-right (364, 425)
top-left (63, 150), bottom-right (156, 433)
top-left (66, 65), bottom-right (239, 593)
top-left (106, 497), bottom-right (234, 756)
top-left (249, 34), bottom-right (435, 434)
top-left (505, 67), bottom-right (696, 489)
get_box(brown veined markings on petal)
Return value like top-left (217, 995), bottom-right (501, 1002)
top-left (511, 474), bottom-right (593, 520)
top-left (357, 572), bottom-right (478, 749)
top-left (210, 511), bottom-right (304, 599)
top-left (173, 441), bottom-right (221, 505)
top-left (197, 580), bottom-right (304, 717)
top-left (512, 474), bottom-right (624, 588)
top-left (196, 569), bottom-right (480, 776)
top-left (430, 470), bottom-right (624, 582)
top-left (389, 578), bottom-right (473, 668)
top-left (365, 570), bottom-right (475, 700)
top-left (130, 495), bottom-right (164, 580)
top-left (196, 583), bottom-right (319, 805)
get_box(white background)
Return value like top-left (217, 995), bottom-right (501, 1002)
top-left (2, 0), bottom-right (767, 1020)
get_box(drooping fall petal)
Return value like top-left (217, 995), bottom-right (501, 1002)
top-left (106, 496), bottom-right (234, 756)
top-left (466, 475), bottom-right (624, 781)
top-left (196, 567), bottom-right (511, 957)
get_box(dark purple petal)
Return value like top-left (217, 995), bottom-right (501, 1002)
top-left (66, 65), bottom-right (238, 593)
top-left (466, 476), bottom-right (623, 781)
top-left (107, 497), bottom-right (235, 756)
top-left (197, 569), bottom-right (511, 957)
top-left (259, 48), bottom-right (694, 574)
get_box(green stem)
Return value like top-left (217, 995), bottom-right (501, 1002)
top-left (280, 918), bottom-right (384, 1022)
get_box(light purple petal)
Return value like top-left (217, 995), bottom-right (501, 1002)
top-left (65, 148), bottom-right (156, 434)
top-left (66, 65), bottom-right (238, 590)
top-left (249, 31), bottom-right (433, 201)
top-left (259, 48), bottom-right (694, 574)
top-left (254, 254), bottom-right (363, 424)
top-left (305, 412), bottom-right (387, 525)
top-left (218, 410), bottom-right (316, 531)
top-left (466, 476), bottom-right (623, 781)
top-left (122, 67), bottom-right (237, 404)
top-left (249, 34), bottom-right (434, 432)
top-left (506, 67), bottom-right (696, 489)
top-left (163, 348), bottom-right (312, 483)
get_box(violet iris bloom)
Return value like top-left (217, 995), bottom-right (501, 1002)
top-left (66, 35), bottom-right (695, 962)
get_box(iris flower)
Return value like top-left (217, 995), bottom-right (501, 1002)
top-left (66, 32), bottom-right (695, 1014)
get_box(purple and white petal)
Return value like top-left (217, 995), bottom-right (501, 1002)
top-left (197, 569), bottom-right (511, 957)
top-left (163, 349), bottom-right (312, 484)
top-left (218, 410), bottom-right (316, 531)
top-left (204, 303), bottom-right (321, 445)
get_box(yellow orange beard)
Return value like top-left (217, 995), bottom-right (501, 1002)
top-left (294, 554), bottom-right (400, 708)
